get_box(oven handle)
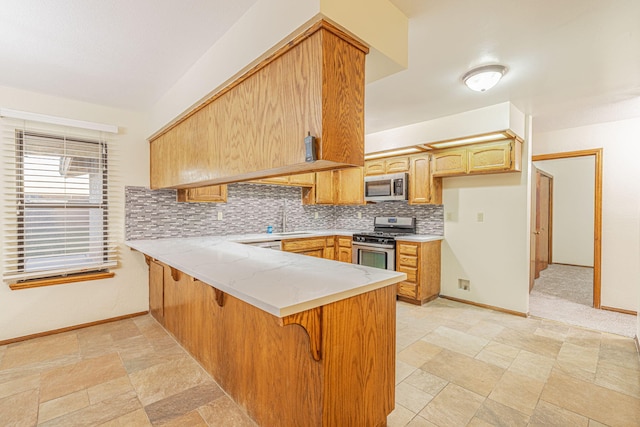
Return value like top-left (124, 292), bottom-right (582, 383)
top-left (352, 241), bottom-right (395, 250)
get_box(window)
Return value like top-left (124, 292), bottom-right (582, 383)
top-left (1, 110), bottom-right (118, 284)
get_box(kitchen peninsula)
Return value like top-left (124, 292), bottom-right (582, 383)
top-left (128, 236), bottom-right (406, 427)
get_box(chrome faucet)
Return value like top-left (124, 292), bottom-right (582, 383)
top-left (282, 199), bottom-right (287, 232)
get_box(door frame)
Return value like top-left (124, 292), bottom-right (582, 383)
top-left (532, 149), bottom-right (603, 308)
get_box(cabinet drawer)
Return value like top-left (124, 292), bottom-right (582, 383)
top-left (282, 238), bottom-right (326, 252)
top-left (397, 243), bottom-right (418, 256)
top-left (325, 237), bottom-right (335, 246)
top-left (397, 265), bottom-right (417, 283)
top-left (398, 255), bottom-right (418, 268)
top-left (337, 237), bottom-right (352, 248)
top-left (397, 282), bottom-right (417, 299)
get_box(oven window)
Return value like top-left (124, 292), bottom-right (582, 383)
top-left (366, 180), bottom-right (391, 197)
top-left (360, 250), bottom-right (388, 269)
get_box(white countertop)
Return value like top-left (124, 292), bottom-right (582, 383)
top-left (127, 234), bottom-right (408, 318)
top-left (229, 230), bottom-right (444, 243)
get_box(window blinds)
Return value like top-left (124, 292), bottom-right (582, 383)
top-left (1, 110), bottom-right (120, 282)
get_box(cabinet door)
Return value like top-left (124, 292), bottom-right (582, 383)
top-left (384, 157), bottom-right (410, 173)
top-left (289, 173), bottom-right (315, 186)
top-left (149, 260), bottom-right (165, 322)
top-left (334, 167), bottom-right (364, 205)
top-left (364, 160), bottom-right (385, 176)
top-left (178, 185), bottom-right (228, 203)
top-left (408, 154), bottom-right (432, 204)
top-left (467, 140), bottom-right (515, 174)
top-left (337, 246), bottom-right (352, 263)
top-left (431, 148), bottom-right (467, 177)
top-left (314, 171), bottom-right (335, 204)
top-left (282, 238), bottom-right (326, 253)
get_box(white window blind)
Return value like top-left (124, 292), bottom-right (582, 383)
top-left (1, 111), bottom-right (120, 282)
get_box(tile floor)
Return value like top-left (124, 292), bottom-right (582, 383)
top-left (1, 298), bottom-right (639, 426)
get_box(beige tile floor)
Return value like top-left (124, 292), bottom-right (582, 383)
top-left (1, 298), bottom-right (639, 426)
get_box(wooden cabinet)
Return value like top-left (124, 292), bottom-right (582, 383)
top-left (307, 167), bottom-right (364, 205)
top-left (431, 148), bottom-right (467, 177)
top-left (149, 20), bottom-right (367, 189)
top-left (251, 173), bottom-right (315, 187)
top-left (408, 153), bottom-right (442, 205)
top-left (395, 240), bottom-right (441, 305)
top-left (282, 236), bottom-right (335, 260)
top-left (364, 156), bottom-right (410, 176)
top-left (336, 237), bottom-right (352, 263)
top-left (432, 139), bottom-right (522, 177)
top-left (176, 184), bottom-right (228, 203)
top-left (467, 139), bottom-right (521, 174)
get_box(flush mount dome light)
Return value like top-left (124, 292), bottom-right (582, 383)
top-left (462, 64), bottom-right (507, 92)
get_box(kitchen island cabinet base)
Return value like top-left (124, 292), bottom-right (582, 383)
top-left (149, 261), bottom-right (396, 427)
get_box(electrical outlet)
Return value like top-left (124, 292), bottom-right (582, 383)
top-left (357, 212), bottom-right (362, 219)
top-left (458, 279), bottom-right (470, 291)
top-left (217, 211), bottom-right (223, 221)
top-left (477, 212), bottom-right (484, 222)
top-left (314, 212), bottom-right (319, 219)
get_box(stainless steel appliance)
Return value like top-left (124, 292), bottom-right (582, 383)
top-left (364, 173), bottom-right (408, 202)
top-left (352, 216), bottom-right (416, 270)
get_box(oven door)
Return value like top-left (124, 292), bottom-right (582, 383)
top-left (352, 242), bottom-right (396, 270)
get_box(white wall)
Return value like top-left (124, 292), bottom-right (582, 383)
top-left (0, 85), bottom-right (149, 341)
top-left (534, 157), bottom-right (595, 267)
top-left (533, 117), bottom-right (640, 313)
top-left (440, 117), bottom-right (533, 314)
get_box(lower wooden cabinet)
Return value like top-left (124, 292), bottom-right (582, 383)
top-left (176, 185), bottom-right (228, 203)
top-left (336, 237), bottom-right (352, 263)
top-left (282, 236), bottom-right (335, 260)
top-left (395, 240), bottom-right (441, 305)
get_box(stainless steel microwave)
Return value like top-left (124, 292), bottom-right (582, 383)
top-left (364, 173), bottom-right (408, 202)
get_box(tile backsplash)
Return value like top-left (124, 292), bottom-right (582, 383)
top-left (125, 184), bottom-right (443, 240)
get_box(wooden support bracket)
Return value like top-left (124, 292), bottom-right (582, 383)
top-left (144, 255), bottom-right (151, 266)
top-left (170, 267), bottom-right (181, 282)
top-left (280, 307), bottom-right (322, 361)
top-left (214, 289), bottom-right (225, 307)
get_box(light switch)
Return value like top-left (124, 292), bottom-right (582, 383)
top-left (357, 212), bottom-right (362, 219)
top-left (477, 212), bottom-right (484, 222)
top-left (217, 211), bottom-right (223, 221)
top-left (446, 212), bottom-right (453, 221)
top-left (314, 212), bottom-right (319, 219)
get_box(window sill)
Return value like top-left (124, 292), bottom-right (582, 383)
top-left (9, 271), bottom-right (115, 290)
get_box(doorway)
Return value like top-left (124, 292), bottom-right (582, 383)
top-left (530, 149), bottom-right (602, 308)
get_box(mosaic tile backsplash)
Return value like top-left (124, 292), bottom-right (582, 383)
top-left (125, 184), bottom-right (443, 240)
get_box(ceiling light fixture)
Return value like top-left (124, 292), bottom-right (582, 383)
top-left (462, 65), bottom-right (507, 92)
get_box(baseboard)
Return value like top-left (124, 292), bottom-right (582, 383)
top-left (551, 262), bottom-right (594, 269)
top-left (439, 295), bottom-right (527, 318)
top-left (0, 311), bottom-right (149, 346)
top-left (601, 306), bottom-right (637, 316)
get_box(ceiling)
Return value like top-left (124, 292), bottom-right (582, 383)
top-left (0, 0), bottom-right (639, 134)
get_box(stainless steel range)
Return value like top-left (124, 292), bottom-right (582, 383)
top-left (352, 216), bottom-right (416, 270)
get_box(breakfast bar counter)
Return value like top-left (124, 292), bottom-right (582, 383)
top-left (128, 235), bottom-right (405, 427)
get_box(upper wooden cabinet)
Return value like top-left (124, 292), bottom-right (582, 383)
top-left (251, 173), bottom-right (315, 187)
top-left (364, 156), bottom-right (410, 176)
top-left (177, 185), bottom-right (228, 203)
top-left (432, 139), bottom-right (522, 177)
top-left (408, 154), bottom-right (442, 205)
top-left (149, 20), bottom-right (368, 189)
top-left (306, 167), bottom-right (364, 205)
